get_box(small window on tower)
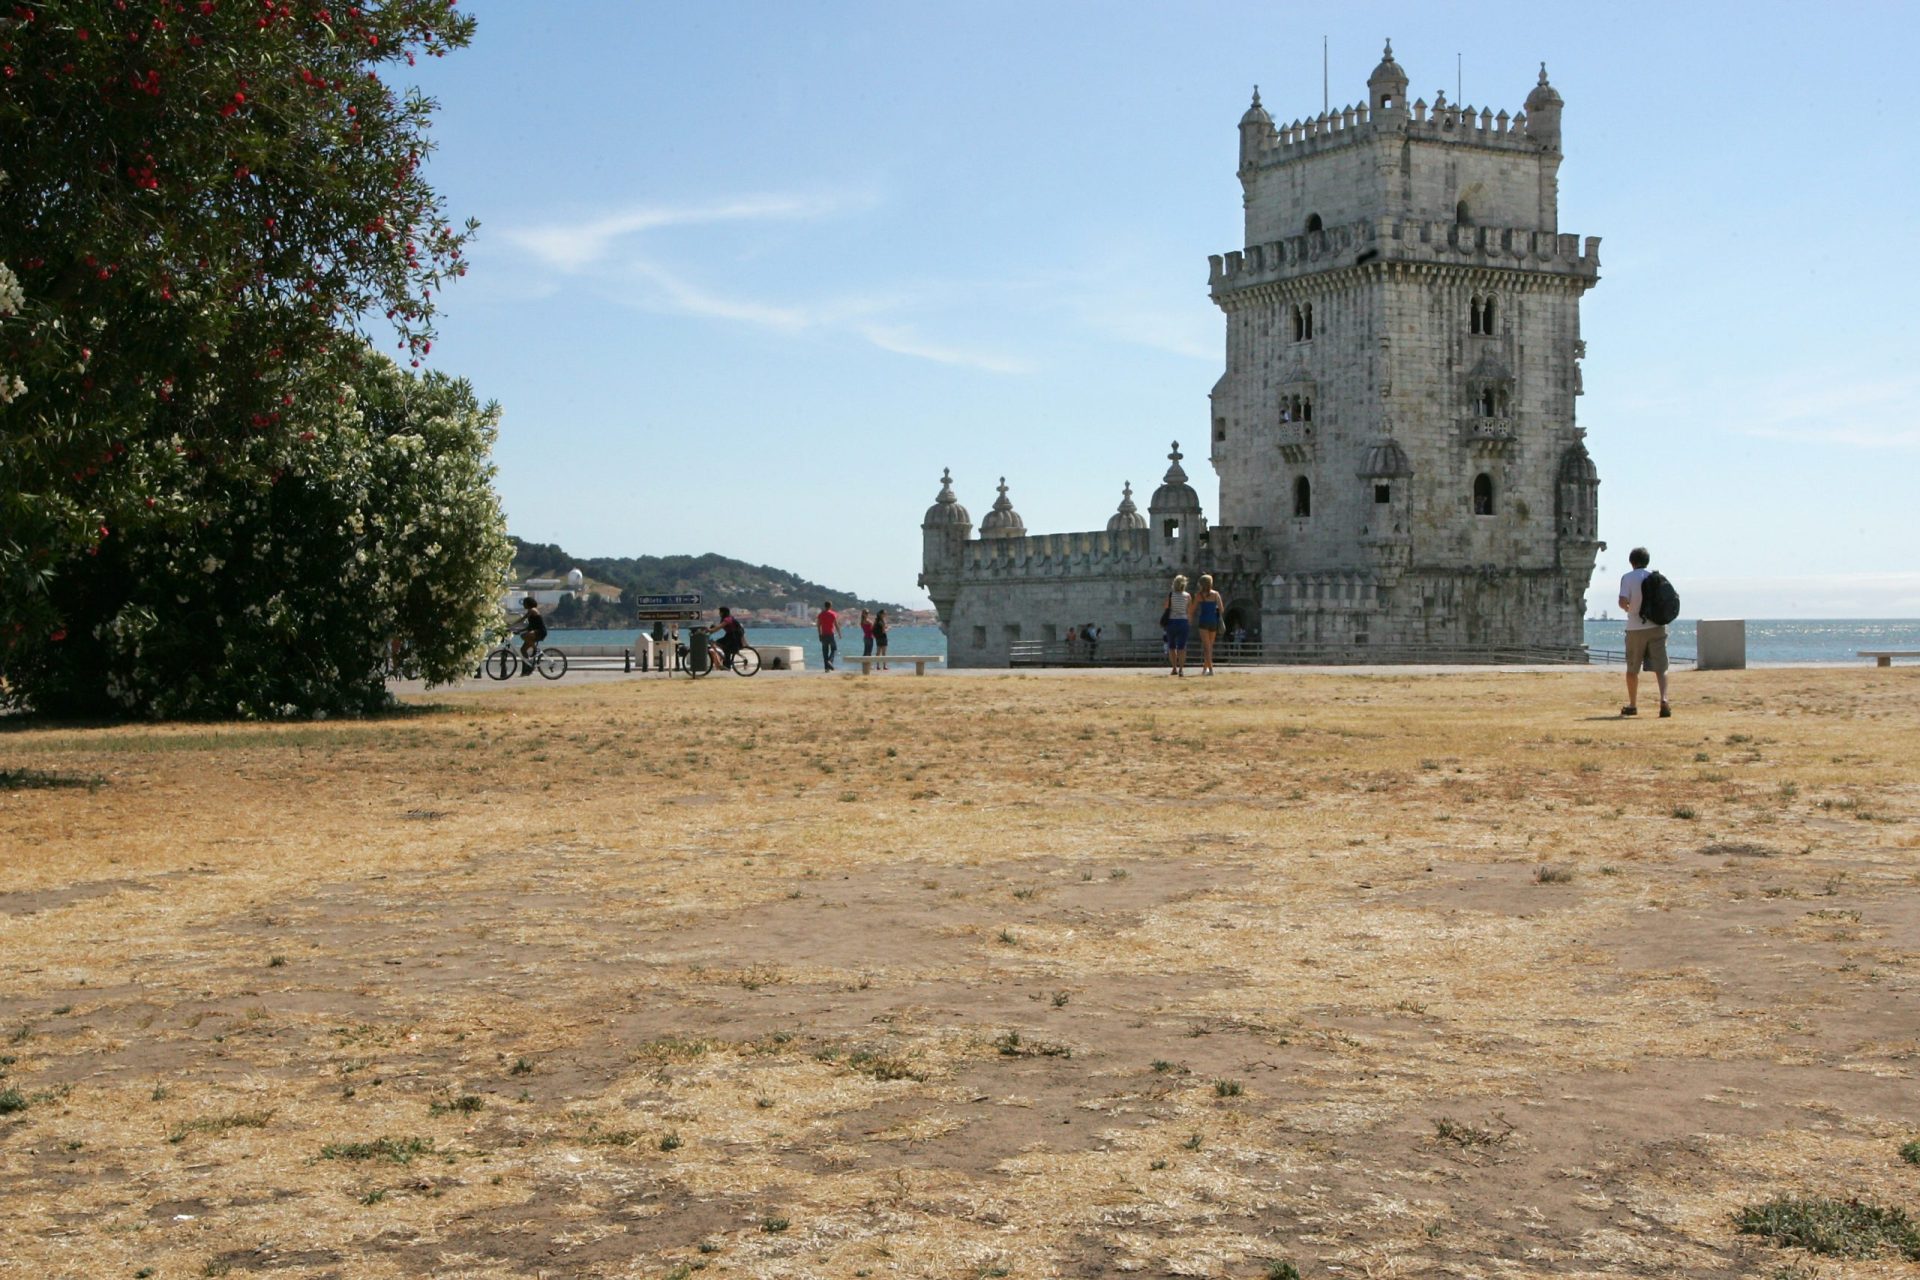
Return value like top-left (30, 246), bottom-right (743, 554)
top-left (1164, 518), bottom-right (1181, 540)
top-left (1469, 295), bottom-right (1484, 335)
top-left (1303, 302), bottom-right (1314, 340)
top-left (1456, 200), bottom-right (1473, 226)
top-left (1374, 483), bottom-right (1391, 504)
top-left (1305, 213), bottom-right (1323, 233)
top-left (1291, 305), bottom-right (1305, 343)
top-left (1301, 397), bottom-right (1313, 421)
top-left (1473, 472), bottom-right (1495, 516)
top-left (1294, 476), bottom-right (1312, 518)
top-left (1482, 295), bottom-right (1496, 331)
top-left (1214, 416), bottom-right (1227, 442)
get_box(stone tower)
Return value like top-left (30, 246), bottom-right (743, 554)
top-left (1208, 43), bottom-right (1603, 650)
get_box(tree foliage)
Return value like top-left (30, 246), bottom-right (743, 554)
top-left (0, 1), bottom-right (506, 716)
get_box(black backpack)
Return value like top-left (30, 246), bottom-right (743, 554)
top-left (1640, 571), bottom-right (1681, 626)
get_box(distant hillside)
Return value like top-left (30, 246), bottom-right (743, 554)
top-left (510, 539), bottom-right (905, 615)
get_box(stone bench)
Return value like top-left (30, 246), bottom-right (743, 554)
top-left (853, 655), bottom-right (944, 676)
top-left (756, 644), bottom-right (805, 671)
top-left (1859, 650), bottom-right (1920, 668)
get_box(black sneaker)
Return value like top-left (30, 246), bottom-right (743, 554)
top-left (1620, 705), bottom-right (1637, 717)
top-left (1658, 703), bottom-right (1672, 718)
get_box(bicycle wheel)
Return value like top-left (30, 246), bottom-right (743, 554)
top-left (730, 646), bottom-right (761, 677)
top-left (536, 648), bottom-right (567, 680)
top-left (483, 646), bottom-right (516, 681)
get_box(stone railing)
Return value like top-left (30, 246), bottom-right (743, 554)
top-left (1210, 217), bottom-right (1600, 293)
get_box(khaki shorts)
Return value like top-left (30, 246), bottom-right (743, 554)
top-left (1626, 626), bottom-right (1669, 675)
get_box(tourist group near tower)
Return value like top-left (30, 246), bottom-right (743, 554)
top-left (921, 44), bottom-right (1605, 669)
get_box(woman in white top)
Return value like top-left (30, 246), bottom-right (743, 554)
top-left (1163, 574), bottom-right (1192, 676)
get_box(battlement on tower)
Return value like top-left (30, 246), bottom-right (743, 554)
top-left (1241, 97), bottom-right (1546, 171)
top-left (1208, 217), bottom-right (1599, 296)
top-left (958, 527), bottom-right (1156, 577)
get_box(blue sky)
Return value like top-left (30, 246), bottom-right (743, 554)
top-left (409, 2), bottom-right (1920, 617)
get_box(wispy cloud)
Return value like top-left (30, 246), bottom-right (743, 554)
top-left (500, 191), bottom-right (870, 273)
top-left (1721, 374), bottom-right (1920, 450)
top-left (856, 324), bottom-right (1036, 375)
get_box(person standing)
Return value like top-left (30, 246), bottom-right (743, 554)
top-left (1190, 574), bottom-right (1225, 675)
top-left (816, 600), bottom-right (842, 672)
top-left (1618, 546), bottom-right (1671, 718)
top-left (859, 608), bottom-right (875, 660)
top-left (872, 608), bottom-right (890, 671)
top-left (1164, 575), bottom-right (1191, 677)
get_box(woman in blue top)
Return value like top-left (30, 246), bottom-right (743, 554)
top-left (1190, 573), bottom-right (1225, 676)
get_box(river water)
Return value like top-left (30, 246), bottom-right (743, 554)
top-left (547, 619), bottom-right (1920, 667)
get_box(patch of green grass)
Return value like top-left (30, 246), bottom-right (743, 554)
top-left (0, 767), bottom-right (103, 791)
top-left (1733, 1195), bottom-right (1920, 1260)
top-left (167, 1110), bottom-right (274, 1143)
top-left (427, 1094), bottom-right (483, 1116)
top-left (760, 1215), bottom-right (789, 1233)
top-left (1265, 1264), bottom-right (1301, 1280)
top-left (319, 1136), bottom-right (434, 1165)
top-left (1213, 1079), bottom-right (1243, 1098)
top-left (994, 1031), bottom-right (1070, 1059)
top-left (1901, 1138), bottom-right (1920, 1165)
top-left (0, 1086), bottom-right (28, 1115)
top-left (1432, 1113), bottom-right (1514, 1150)
top-left (846, 1049), bottom-right (922, 1082)
top-left (1180, 1133), bottom-right (1202, 1151)
top-left (508, 1057), bottom-right (534, 1076)
top-left (658, 1131), bottom-right (682, 1152)
top-left (1671, 805), bottom-right (1698, 820)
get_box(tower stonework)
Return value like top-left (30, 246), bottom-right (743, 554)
top-left (922, 46), bottom-right (1604, 667)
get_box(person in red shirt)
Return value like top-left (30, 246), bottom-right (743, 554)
top-left (815, 600), bottom-right (842, 672)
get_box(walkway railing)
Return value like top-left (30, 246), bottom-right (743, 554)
top-left (1010, 639), bottom-right (1598, 668)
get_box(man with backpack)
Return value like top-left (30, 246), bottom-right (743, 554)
top-left (1618, 547), bottom-right (1675, 718)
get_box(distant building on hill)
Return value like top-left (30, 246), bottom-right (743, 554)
top-left (921, 44), bottom-right (1605, 667)
top-left (501, 567), bottom-right (584, 614)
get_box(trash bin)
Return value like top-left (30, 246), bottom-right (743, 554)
top-left (687, 627), bottom-right (712, 675)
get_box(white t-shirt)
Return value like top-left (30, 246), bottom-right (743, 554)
top-left (1620, 568), bottom-right (1655, 630)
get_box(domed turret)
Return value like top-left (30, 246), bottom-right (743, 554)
top-left (1368, 39), bottom-right (1409, 113)
top-left (1106, 481), bottom-right (1146, 533)
top-left (1239, 86), bottom-right (1276, 169)
top-left (1148, 442), bottom-right (1203, 548)
top-left (1358, 438), bottom-right (1413, 479)
top-left (921, 466), bottom-right (972, 530)
top-left (566, 568), bottom-right (585, 591)
top-left (979, 477), bottom-right (1026, 539)
top-left (1149, 442), bottom-right (1200, 514)
top-left (1524, 62), bottom-right (1563, 149)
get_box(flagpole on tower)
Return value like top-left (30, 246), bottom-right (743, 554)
top-left (1323, 36), bottom-right (1329, 113)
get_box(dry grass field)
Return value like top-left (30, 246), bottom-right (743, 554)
top-left (3, 666), bottom-right (1918, 1279)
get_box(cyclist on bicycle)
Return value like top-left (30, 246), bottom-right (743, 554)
top-left (712, 607), bottom-right (746, 669)
top-left (514, 595), bottom-right (548, 675)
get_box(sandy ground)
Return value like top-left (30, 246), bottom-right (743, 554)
top-left (2, 665), bottom-right (1917, 1278)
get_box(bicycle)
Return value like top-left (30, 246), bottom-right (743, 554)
top-left (684, 627), bottom-right (760, 678)
top-left (482, 640), bottom-right (568, 681)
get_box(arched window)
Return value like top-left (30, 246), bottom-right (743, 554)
top-left (1456, 200), bottom-right (1473, 226)
top-left (1472, 473), bottom-right (1494, 516)
top-left (1304, 212), bottom-right (1323, 233)
top-left (1303, 302), bottom-right (1314, 340)
top-left (1476, 388), bottom-right (1494, 417)
top-left (1291, 305), bottom-right (1305, 342)
top-left (1469, 295), bottom-right (1484, 336)
top-left (1294, 476), bottom-right (1312, 518)
top-left (1482, 294), bottom-right (1496, 332)
top-left (1301, 397), bottom-right (1313, 421)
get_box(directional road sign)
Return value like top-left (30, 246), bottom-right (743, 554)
top-left (632, 593), bottom-right (701, 607)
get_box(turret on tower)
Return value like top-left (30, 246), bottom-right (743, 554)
top-left (1367, 40), bottom-right (1408, 114)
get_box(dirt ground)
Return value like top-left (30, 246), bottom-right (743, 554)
top-left (2, 666), bottom-right (1917, 1279)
